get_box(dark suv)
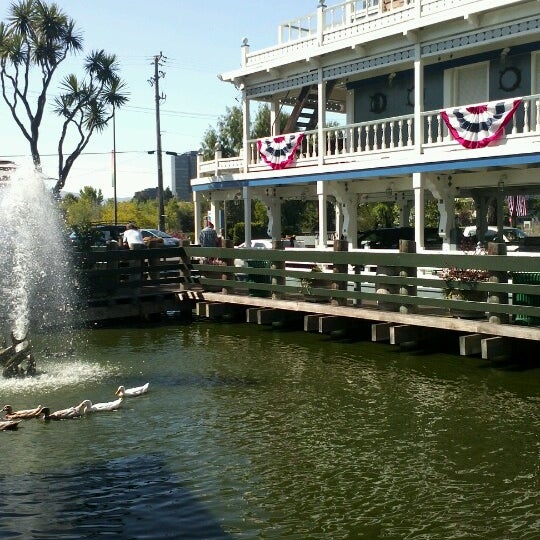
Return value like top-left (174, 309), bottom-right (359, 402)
top-left (69, 224), bottom-right (127, 246)
top-left (357, 227), bottom-right (442, 249)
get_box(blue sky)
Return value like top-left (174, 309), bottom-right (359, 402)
top-left (0, 0), bottom-right (318, 197)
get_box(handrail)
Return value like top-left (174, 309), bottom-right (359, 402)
top-left (73, 245), bottom-right (540, 332)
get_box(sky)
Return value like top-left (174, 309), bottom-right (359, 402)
top-left (0, 0), bottom-right (318, 198)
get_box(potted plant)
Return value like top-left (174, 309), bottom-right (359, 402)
top-left (440, 266), bottom-right (490, 318)
top-left (300, 264), bottom-right (330, 302)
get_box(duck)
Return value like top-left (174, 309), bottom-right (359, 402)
top-left (40, 402), bottom-right (86, 421)
top-left (2, 404), bottom-right (44, 420)
top-left (78, 397), bottom-right (123, 413)
top-left (0, 419), bottom-right (21, 431)
top-left (115, 382), bottom-right (149, 397)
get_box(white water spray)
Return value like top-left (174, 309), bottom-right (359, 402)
top-left (0, 167), bottom-right (74, 340)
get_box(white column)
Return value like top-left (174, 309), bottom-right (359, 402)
top-left (317, 180), bottom-right (327, 249)
top-left (242, 89), bottom-right (250, 173)
top-left (414, 44), bottom-right (424, 154)
top-left (413, 172), bottom-right (425, 249)
top-left (266, 198), bottom-right (282, 240)
top-left (271, 99), bottom-right (280, 136)
top-left (318, 72), bottom-right (326, 165)
top-left (193, 190), bottom-right (202, 244)
top-left (335, 201), bottom-right (343, 239)
top-left (209, 199), bottom-right (219, 229)
top-left (243, 186), bottom-right (252, 247)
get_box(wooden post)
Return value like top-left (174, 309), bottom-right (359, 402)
top-left (106, 241), bottom-right (119, 291)
top-left (398, 239), bottom-right (417, 314)
top-left (271, 240), bottom-right (285, 300)
top-left (376, 256), bottom-right (398, 313)
top-left (332, 239), bottom-right (348, 306)
top-left (487, 242), bottom-right (508, 324)
top-left (179, 240), bottom-right (197, 291)
top-left (353, 264), bottom-right (362, 307)
top-left (221, 239), bottom-right (235, 295)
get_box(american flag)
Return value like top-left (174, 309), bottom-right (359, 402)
top-left (506, 195), bottom-right (528, 217)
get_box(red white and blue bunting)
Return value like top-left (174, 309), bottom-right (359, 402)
top-left (257, 133), bottom-right (304, 170)
top-left (440, 98), bottom-right (522, 149)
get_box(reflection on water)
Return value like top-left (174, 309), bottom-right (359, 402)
top-left (0, 455), bottom-right (230, 540)
top-left (1, 321), bottom-right (539, 538)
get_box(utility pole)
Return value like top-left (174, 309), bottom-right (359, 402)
top-left (112, 105), bottom-right (117, 226)
top-left (149, 52), bottom-right (166, 231)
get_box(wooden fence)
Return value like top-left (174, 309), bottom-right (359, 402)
top-left (73, 242), bottom-right (540, 332)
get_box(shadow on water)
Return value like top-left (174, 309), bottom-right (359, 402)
top-left (0, 454), bottom-right (231, 540)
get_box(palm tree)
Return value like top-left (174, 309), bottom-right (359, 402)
top-left (0, 1), bottom-right (128, 194)
top-left (53, 50), bottom-right (128, 192)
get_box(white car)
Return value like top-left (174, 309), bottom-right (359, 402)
top-left (140, 229), bottom-right (180, 247)
top-left (463, 226), bottom-right (527, 243)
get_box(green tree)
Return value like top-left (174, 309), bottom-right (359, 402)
top-left (200, 105), bottom-right (243, 159)
top-left (0, 0), bottom-right (128, 194)
top-left (250, 104), bottom-right (289, 139)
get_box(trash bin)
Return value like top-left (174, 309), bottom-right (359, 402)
top-left (247, 259), bottom-right (271, 297)
top-left (512, 272), bottom-right (540, 325)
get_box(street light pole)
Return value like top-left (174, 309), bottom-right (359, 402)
top-left (112, 105), bottom-right (118, 226)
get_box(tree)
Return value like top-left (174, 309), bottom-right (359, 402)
top-left (200, 104), bottom-right (290, 161)
top-left (200, 105), bottom-right (243, 159)
top-left (0, 1), bottom-right (128, 194)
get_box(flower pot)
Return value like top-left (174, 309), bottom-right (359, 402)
top-left (446, 289), bottom-right (487, 319)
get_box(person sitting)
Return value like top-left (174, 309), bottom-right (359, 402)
top-left (199, 222), bottom-right (218, 247)
top-left (123, 222), bottom-right (146, 250)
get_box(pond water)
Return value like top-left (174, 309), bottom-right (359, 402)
top-left (1, 318), bottom-right (539, 539)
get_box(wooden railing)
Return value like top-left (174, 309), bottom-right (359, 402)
top-left (185, 244), bottom-right (540, 330)
top-left (72, 244), bottom-right (540, 333)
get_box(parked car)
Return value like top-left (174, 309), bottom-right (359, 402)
top-left (357, 227), bottom-right (442, 249)
top-left (462, 226), bottom-right (528, 244)
top-left (139, 229), bottom-right (180, 247)
top-left (69, 224), bottom-right (127, 247)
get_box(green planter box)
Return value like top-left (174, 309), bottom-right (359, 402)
top-left (512, 272), bottom-right (540, 325)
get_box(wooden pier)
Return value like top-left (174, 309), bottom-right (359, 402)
top-left (75, 241), bottom-right (540, 360)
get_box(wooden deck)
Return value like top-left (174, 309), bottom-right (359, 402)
top-left (75, 242), bottom-right (540, 359)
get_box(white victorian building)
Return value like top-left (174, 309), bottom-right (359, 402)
top-left (191, 0), bottom-right (540, 251)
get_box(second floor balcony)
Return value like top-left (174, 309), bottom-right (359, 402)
top-left (196, 93), bottom-right (540, 181)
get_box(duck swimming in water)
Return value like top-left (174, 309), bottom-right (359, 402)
top-left (115, 382), bottom-right (149, 397)
top-left (40, 402), bottom-right (86, 421)
top-left (78, 397), bottom-right (123, 413)
top-left (2, 404), bottom-right (44, 420)
top-left (0, 419), bottom-right (21, 431)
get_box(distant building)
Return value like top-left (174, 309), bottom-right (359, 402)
top-left (171, 151), bottom-right (198, 201)
top-left (133, 187), bottom-right (158, 201)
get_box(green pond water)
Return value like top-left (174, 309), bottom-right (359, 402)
top-left (0, 318), bottom-right (538, 539)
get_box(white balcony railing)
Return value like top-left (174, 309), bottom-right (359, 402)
top-left (197, 95), bottom-right (540, 178)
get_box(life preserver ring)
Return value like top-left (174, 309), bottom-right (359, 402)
top-left (499, 67), bottom-right (521, 92)
top-left (370, 92), bottom-right (387, 114)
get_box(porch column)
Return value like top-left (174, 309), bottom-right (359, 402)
top-left (209, 198), bottom-right (219, 229)
top-left (242, 88), bottom-right (250, 173)
top-left (413, 172), bottom-right (425, 249)
top-left (259, 190), bottom-right (282, 240)
top-left (271, 98), bottom-right (280, 136)
top-left (318, 71), bottom-right (326, 166)
top-left (426, 174), bottom-right (457, 251)
top-left (333, 182), bottom-right (358, 249)
top-left (317, 180), bottom-right (328, 249)
top-left (193, 190), bottom-right (202, 244)
top-left (335, 201), bottom-right (343, 241)
top-left (243, 186), bottom-right (252, 247)
top-left (413, 44), bottom-right (424, 153)
top-left (398, 199), bottom-right (413, 227)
